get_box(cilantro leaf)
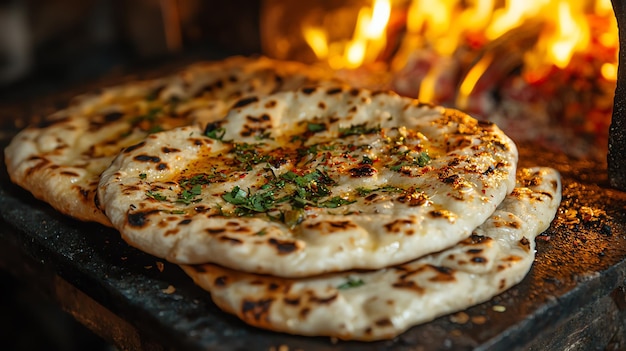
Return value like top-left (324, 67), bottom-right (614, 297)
top-left (307, 122), bottom-right (326, 133)
top-left (338, 123), bottom-right (381, 137)
top-left (222, 186), bottom-right (248, 205)
top-left (318, 196), bottom-right (355, 208)
top-left (232, 142), bottom-right (271, 170)
top-left (179, 174), bottom-right (215, 188)
top-left (204, 122), bottom-right (226, 141)
top-left (222, 186), bottom-right (276, 216)
top-left (356, 186), bottom-right (403, 196)
top-left (146, 190), bottom-right (167, 201)
top-left (416, 151), bottom-right (431, 166)
top-left (390, 152), bottom-right (431, 172)
top-left (337, 277), bottom-right (365, 290)
top-left (255, 131), bottom-right (272, 140)
top-left (177, 184), bottom-right (202, 205)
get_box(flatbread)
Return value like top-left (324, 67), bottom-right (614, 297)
top-left (181, 167), bottom-right (561, 341)
top-left (98, 87), bottom-right (518, 276)
top-left (4, 56), bottom-right (334, 226)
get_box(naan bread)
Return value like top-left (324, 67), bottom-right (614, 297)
top-left (181, 167), bottom-right (562, 341)
top-left (4, 56), bottom-right (334, 225)
top-left (98, 87), bottom-right (518, 276)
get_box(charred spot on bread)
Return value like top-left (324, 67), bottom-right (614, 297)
top-left (241, 298), bottom-right (274, 322)
top-left (268, 238), bottom-right (299, 254)
top-left (134, 155), bottom-right (161, 163)
top-left (233, 96), bottom-right (259, 109)
top-left (127, 209), bottom-right (160, 227)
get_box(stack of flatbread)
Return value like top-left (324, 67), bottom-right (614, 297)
top-left (4, 56), bottom-right (561, 341)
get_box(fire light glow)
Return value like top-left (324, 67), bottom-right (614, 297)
top-left (303, 0), bottom-right (391, 69)
top-left (300, 0), bottom-right (617, 83)
top-left (261, 0), bottom-right (619, 156)
top-left (546, 1), bottom-right (590, 69)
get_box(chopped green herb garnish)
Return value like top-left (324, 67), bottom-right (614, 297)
top-left (416, 151), bottom-right (431, 166)
top-left (318, 196), bottom-right (355, 208)
top-left (221, 168), bottom-right (347, 224)
top-left (146, 190), bottom-right (167, 201)
top-left (338, 123), bottom-right (381, 137)
top-left (307, 122), bottom-right (326, 133)
top-left (283, 208), bottom-right (306, 229)
top-left (361, 155), bottom-right (373, 165)
top-left (390, 164), bottom-right (405, 171)
top-left (177, 184), bottom-right (202, 205)
top-left (205, 123), bottom-right (226, 141)
top-left (222, 186), bottom-right (248, 205)
top-left (281, 169), bottom-right (333, 202)
top-left (232, 142), bottom-right (271, 170)
top-left (254, 131), bottom-right (272, 140)
top-left (390, 151), bottom-right (431, 172)
top-left (148, 125), bottom-right (164, 134)
top-left (355, 187), bottom-right (374, 196)
top-left (337, 277), bottom-right (365, 290)
top-left (356, 186), bottom-right (403, 196)
top-left (139, 173), bottom-right (147, 179)
top-left (222, 186), bottom-right (276, 216)
top-left (179, 173), bottom-right (215, 188)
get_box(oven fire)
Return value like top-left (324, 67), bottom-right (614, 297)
top-left (261, 0), bottom-right (618, 158)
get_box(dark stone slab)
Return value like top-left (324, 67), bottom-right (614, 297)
top-left (1, 94), bottom-right (626, 351)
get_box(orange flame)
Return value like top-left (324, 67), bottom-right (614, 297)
top-left (302, 0), bottom-right (390, 70)
top-left (298, 0), bottom-right (617, 89)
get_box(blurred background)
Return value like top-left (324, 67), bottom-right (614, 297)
top-left (0, 0), bottom-right (262, 104)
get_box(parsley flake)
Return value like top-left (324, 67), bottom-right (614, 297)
top-left (338, 123), bottom-right (381, 137)
top-left (255, 131), bottom-right (272, 140)
top-left (146, 190), bottom-right (167, 201)
top-left (177, 184), bottom-right (202, 205)
top-left (222, 186), bottom-right (276, 216)
top-left (204, 122), bottom-right (226, 141)
top-left (390, 151), bottom-right (431, 172)
top-left (232, 142), bottom-right (271, 170)
top-left (318, 196), bottom-right (355, 208)
top-left (416, 151), bottom-right (431, 166)
top-left (356, 186), bottom-right (403, 196)
top-left (307, 122), bottom-right (326, 133)
top-left (337, 277), bottom-right (365, 290)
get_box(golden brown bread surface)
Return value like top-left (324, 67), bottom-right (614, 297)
top-left (181, 167), bottom-right (561, 341)
top-left (4, 56), bottom-right (335, 225)
top-left (98, 87), bottom-right (518, 276)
